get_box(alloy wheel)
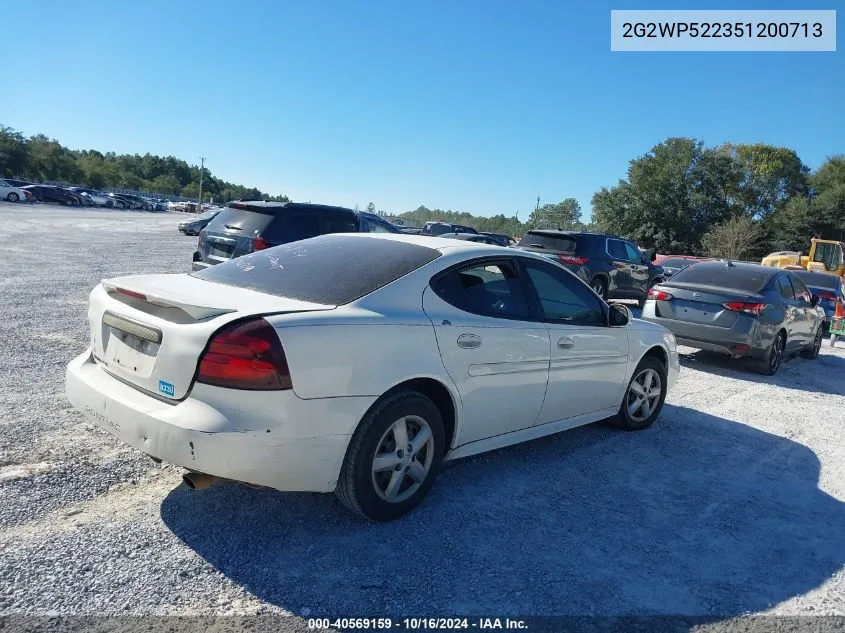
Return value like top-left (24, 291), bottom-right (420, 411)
top-left (770, 334), bottom-right (785, 373)
top-left (371, 415), bottom-right (435, 504)
top-left (625, 368), bottom-right (662, 423)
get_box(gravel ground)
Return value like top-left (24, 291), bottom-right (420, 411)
top-left (1, 203), bottom-right (844, 627)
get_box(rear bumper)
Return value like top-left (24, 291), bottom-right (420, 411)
top-left (65, 351), bottom-right (375, 492)
top-left (640, 308), bottom-right (763, 358)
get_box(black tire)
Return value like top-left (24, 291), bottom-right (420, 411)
top-left (590, 277), bottom-right (608, 301)
top-left (615, 355), bottom-right (668, 431)
top-left (105, 201), bottom-right (113, 208)
top-left (801, 326), bottom-right (823, 359)
top-left (7, 192), bottom-right (19, 202)
top-left (336, 389), bottom-right (445, 521)
top-left (756, 330), bottom-right (786, 376)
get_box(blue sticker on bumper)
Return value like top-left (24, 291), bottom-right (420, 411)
top-left (159, 380), bottom-right (175, 397)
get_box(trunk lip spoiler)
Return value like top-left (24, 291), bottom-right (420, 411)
top-left (101, 280), bottom-right (239, 320)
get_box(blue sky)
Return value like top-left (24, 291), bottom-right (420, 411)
top-left (1, 0), bottom-right (841, 220)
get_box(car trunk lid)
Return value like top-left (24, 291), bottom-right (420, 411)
top-left (89, 273), bottom-right (334, 400)
top-left (653, 282), bottom-right (763, 327)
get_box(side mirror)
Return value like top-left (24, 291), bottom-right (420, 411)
top-left (609, 303), bottom-right (631, 327)
top-left (810, 294), bottom-right (821, 308)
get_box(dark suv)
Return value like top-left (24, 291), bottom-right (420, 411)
top-left (420, 221), bottom-right (478, 236)
top-left (191, 201), bottom-right (399, 271)
top-left (515, 230), bottom-right (664, 306)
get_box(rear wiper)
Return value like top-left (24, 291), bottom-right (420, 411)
top-left (224, 224), bottom-right (243, 231)
top-left (527, 243), bottom-right (547, 249)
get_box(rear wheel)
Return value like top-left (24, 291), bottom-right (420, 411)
top-left (801, 326), bottom-right (823, 359)
top-left (756, 331), bottom-right (786, 375)
top-left (590, 277), bottom-right (607, 301)
top-left (7, 192), bottom-right (19, 202)
top-left (615, 356), bottom-right (667, 431)
top-left (336, 389), bottom-right (445, 521)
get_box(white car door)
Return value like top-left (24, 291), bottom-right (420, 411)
top-left (517, 258), bottom-right (628, 425)
top-left (422, 258), bottom-right (550, 446)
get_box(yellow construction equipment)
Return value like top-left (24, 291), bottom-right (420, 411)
top-left (761, 239), bottom-right (845, 277)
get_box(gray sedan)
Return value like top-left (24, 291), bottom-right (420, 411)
top-left (641, 261), bottom-right (825, 375)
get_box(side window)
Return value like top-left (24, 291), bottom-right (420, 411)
top-left (607, 239), bottom-right (628, 260)
top-left (321, 213), bottom-right (359, 234)
top-left (776, 275), bottom-right (796, 300)
top-left (431, 261), bottom-right (530, 319)
top-left (790, 276), bottom-right (811, 303)
top-left (264, 213), bottom-right (321, 243)
top-left (523, 261), bottom-right (605, 325)
top-left (624, 242), bottom-right (642, 262)
top-left (368, 220), bottom-right (394, 233)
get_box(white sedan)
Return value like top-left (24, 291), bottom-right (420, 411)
top-left (0, 179), bottom-right (28, 202)
top-left (66, 233), bottom-right (679, 521)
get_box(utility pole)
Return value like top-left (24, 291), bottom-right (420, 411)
top-left (197, 157), bottom-right (206, 208)
top-left (535, 195), bottom-right (540, 227)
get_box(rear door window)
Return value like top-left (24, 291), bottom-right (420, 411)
top-left (607, 239), bottom-right (628, 260)
top-left (623, 242), bottom-right (642, 262)
top-left (431, 260), bottom-right (530, 319)
top-left (261, 213), bottom-right (321, 243)
top-left (789, 275), bottom-right (812, 303)
top-left (776, 275), bottom-right (796, 300)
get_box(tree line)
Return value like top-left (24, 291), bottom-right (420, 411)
top-left (0, 125), bottom-right (288, 203)
top-left (2, 124), bottom-right (842, 259)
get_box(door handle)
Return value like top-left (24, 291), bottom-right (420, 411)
top-left (557, 336), bottom-right (575, 350)
top-left (457, 333), bottom-right (482, 349)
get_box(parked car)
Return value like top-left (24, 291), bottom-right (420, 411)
top-left (516, 230), bottom-right (665, 306)
top-left (0, 179), bottom-right (29, 202)
top-left (192, 201), bottom-right (400, 271)
top-left (66, 233), bottom-right (678, 521)
top-left (641, 260), bottom-right (826, 375)
top-left (439, 232), bottom-right (504, 245)
top-left (480, 232), bottom-right (516, 247)
top-left (21, 185), bottom-right (82, 206)
top-left (420, 221), bottom-right (478, 236)
top-left (68, 188), bottom-right (117, 208)
top-left (788, 269), bottom-right (845, 332)
top-left (179, 207), bottom-right (223, 236)
top-left (110, 193), bottom-right (152, 210)
top-left (654, 255), bottom-right (711, 279)
top-left (105, 193), bottom-right (133, 209)
top-left (2, 178), bottom-right (35, 188)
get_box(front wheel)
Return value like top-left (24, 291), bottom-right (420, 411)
top-left (615, 356), bottom-right (667, 431)
top-left (336, 389), bottom-right (445, 521)
top-left (7, 192), bottom-right (19, 202)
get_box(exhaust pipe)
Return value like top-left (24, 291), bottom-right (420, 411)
top-left (182, 472), bottom-right (217, 490)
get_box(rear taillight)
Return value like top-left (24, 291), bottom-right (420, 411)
top-left (115, 287), bottom-right (148, 301)
top-left (558, 255), bottom-right (589, 265)
top-left (723, 302), bottom-right (769, 316)
top-left (647, 288), bottom-right (673, 301)
top-left (254, 236), bottom-right (269, 250)
top-left (197, 318), bottom-right (292, 390)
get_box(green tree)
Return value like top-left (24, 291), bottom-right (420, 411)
top-left (700, 216), bottom-right (764, 260)
top-left (527, 198), bottom-right (581, 229)
top-left (725, 143), bottom-right (810, 220)
top-left (0, 126), bottom-right (29, 176)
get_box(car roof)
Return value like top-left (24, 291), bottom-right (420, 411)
top-left (227, 200), bottom-right (357, 214)
top-left (525, 229), bottom-right (618, 239)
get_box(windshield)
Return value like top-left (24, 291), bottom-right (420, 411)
top-left (669, 263), bottom-right (772, 293)
top-left (518, 232), bottom-right (577, 253)
top-left (812, 242), bottom-right (844, 271)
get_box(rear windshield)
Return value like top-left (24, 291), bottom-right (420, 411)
top-left (793, 271), bottom-right (839, 290)
top-left (517, 232), bottom-right (577, 253)
top-left (669, 263), bottom-right (772, 293)
top-left (206, 208), bottom-right (275, 235)
top-left (191, 235), bottom-right (441, 305)
top-left (661, 257), bottom-right (699, 268)
top-left (425, 223), bottom-right (452, 235)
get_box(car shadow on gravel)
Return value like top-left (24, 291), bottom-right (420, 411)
top-left (160, 405), bottom-right (845, 618)
top-left (678, 348), bottom-right (845, 396)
